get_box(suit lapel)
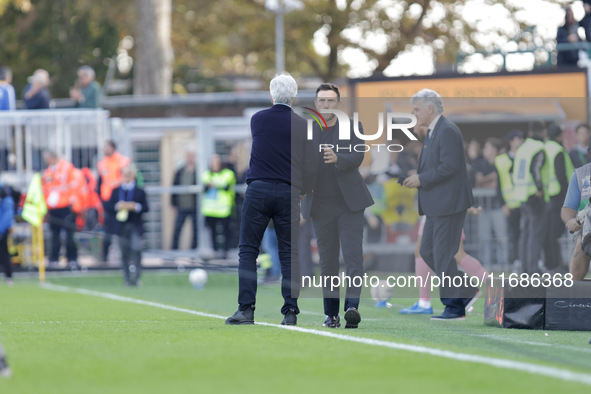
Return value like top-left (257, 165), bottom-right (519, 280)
top-left (418, 116), bottom-right (445, 172)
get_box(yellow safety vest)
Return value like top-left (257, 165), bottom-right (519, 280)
top-left (494, 153), bottom-right (520, 209)
top-left (201, 169), bottom-right (236, 218)
top-left (545, 140), bottom-right (575, 198)
top-left (512, 138), bottom-right (550, 203)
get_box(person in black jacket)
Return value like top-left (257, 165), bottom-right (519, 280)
top-left (105, 164), bottom-right (149, 286)
top-left (171, 150), bottom-right (198, 250)
top-left (305, 83), bottom-right (374, 329)
top-left (557, 6), bottom-right (581, 66)
top-left (226, 73), bottom-right (315, 326)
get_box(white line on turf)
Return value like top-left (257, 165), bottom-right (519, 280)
top-left (42, 283), bottom-right (591, 387)
top-left (467, 333), bottom-right (591, 354)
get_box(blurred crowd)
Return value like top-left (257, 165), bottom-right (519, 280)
top-left (0, 65), bottom-right (101, 111)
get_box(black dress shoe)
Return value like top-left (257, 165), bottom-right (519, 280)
top-left (282, 309), bottom-right (297, 326)
top-left (323, 315), bottom-right (341, 328)
top-left (344, 307), bottom-right (361, 329)
top-left (430, 310), bottom-right (465, 321)
top-left (225, 306), bottom-right (255, 325)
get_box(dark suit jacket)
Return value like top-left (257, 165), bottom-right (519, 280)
top-left (105, 185), bottom-right (149, 235)
top-left (417, 116), bottom-right (473, 217)
top-left (303, 120), bottom-right (374, 218)
top-left (246, 104), bottom-right (316, 194)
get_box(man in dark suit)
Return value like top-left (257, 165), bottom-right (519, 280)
top-left (305, 83), bottom-right (374, 329)
top-left (226, 73), bottom-right (315, 326)
top-left (403, 89), bottom-right (477, 320)
top-left (105, 164), bottom-right (149, 286)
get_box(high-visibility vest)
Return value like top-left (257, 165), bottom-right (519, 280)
top-left (575, 163), bottom-right (591, 211)
top-left (201, 169), bottom-right (236, 218)
top-left (512, 138), bottom-right (550, 203)
top-left (42, 159), bottom-right (78, 209)
top-left (97, 152), bottom-right (131, 201)
top-left (494, 153), bottom-right (520, 209)
top-left (545, 140), bottom-right (575, 198)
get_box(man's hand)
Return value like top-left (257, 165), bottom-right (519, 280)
top-left (403, 174), bottom-right (421, 188)
top-left (502, 204), bottom-right (511, 217)
top-left (566, 218), bottom-right (582, 233)
top-left (535, 190), bottom-right (543, 199)
top-left (468, 206), bottom-right (482, 216)
top-left (568, 33), bottom-right (578, 43)
top-left (323, 147), bottom-right (337, 164)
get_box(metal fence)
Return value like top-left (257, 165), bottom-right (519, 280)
top-left (0, 110), bottom-right (576, 272)
top-left (0, 109), bottom-right (110, 189)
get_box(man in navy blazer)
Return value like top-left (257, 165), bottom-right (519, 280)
top-left (105, 164), bottom-right (149, 286)
top-left (226, 73), bottom-right (315, 326)
top-left (304, 83), bottom-right (374, 329)
top-left (403, 89), bottom-right (477, 320)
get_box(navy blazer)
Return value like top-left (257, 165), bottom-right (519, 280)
top-left (246, 104), bottom-right (316, 194)
top-left (303, 120), bottom-right (374, 218)
top-left (104, 185), bottom-right (149, 235)
top-left (417, 116), bottom-right (474, 217)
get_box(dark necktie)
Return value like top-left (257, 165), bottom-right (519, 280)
top-left (419, 128), bottom-right (431, 166)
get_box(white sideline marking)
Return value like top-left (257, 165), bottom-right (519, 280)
top-left (468, 334), bottom-right (591, 354)
top-left (42, 283), bottom-right (591, 387)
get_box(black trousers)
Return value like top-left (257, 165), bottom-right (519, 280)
top-left (0, 233), bottom-right (12, 279)
top-left (48, 207), bottom-right (77, 262)
top-left (544, 196), bottom-right (565, 270)
top-left (521, 196), bottom-right (547, 274)
top-left (312, 195), bottom-right (364, 317)
top-left (102, 209), bottom-right (116, 262)
top-left (205, 216), bottom-right (231, 253)
top-left (420, 211), bottom-right (476, 315)
top-left (507, 207), bottom-right (521, 264)
top-left (238, 181), bottom-right (300, 315)
top-left (172, 209), bottom-right (198, 249)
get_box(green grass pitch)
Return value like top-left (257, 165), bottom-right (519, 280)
top-left (0, 271), bottom-right (590, 393)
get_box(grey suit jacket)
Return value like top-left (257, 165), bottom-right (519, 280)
top-left (417, 115), bottom-right (474, 217)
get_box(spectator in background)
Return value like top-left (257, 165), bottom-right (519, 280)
top-left (69, 65), bottom-right (101, 108)
top-left (473, 138), bottom-right (507, 266)
top-left (465, 139), bottom-right (482, 186)
top-left (544, 124), bottom-right (574, 273)
top-left (569, 123), bottom-right (590, 168)
top-left (397, 141), bottom-right (421, 177)
top-left (512, 121), bottom-right (549, 274)
top-left (105, 164), bottom-right (149, 286)
top-left (97, 140), bottom-right (130, 263)
top-left (41, 150), bottom-right (79, 269)
top-left (171, 149), bottom-right (198, 250)
top-left (557, 6), bottom-right (581, 66)
top-left (201, 154), bottom-right (235, 259)
top-left (0, 67), bottom-right (16, 111)
top-left (23, 69), bottom-right (51, 109)
top-left (580, 1), bottom-right (591, 42)
top-left (0, 182), bottom-right (14, 286)
top-left (495, 129), bottom-right (525, 268)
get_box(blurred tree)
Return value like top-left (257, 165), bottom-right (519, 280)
top-left (133, 0), bottom-right (173, 95)
top-left (0, 0), bottom-right (122, 99)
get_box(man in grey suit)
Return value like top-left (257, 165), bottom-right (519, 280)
top-left (403, 89), bottom-right (478, 320)
top-left (305, 83), bottom-right (374, 328)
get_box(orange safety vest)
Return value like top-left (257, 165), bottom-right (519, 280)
top-left (42, 159), bottom-right (78, 209)
top-left (97, 152), bottom-right (131, 201)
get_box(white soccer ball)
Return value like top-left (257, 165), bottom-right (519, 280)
top-left (189, 269), bottom-right (208, 289)
top-left (370, 280), bottom-right (392, 302)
